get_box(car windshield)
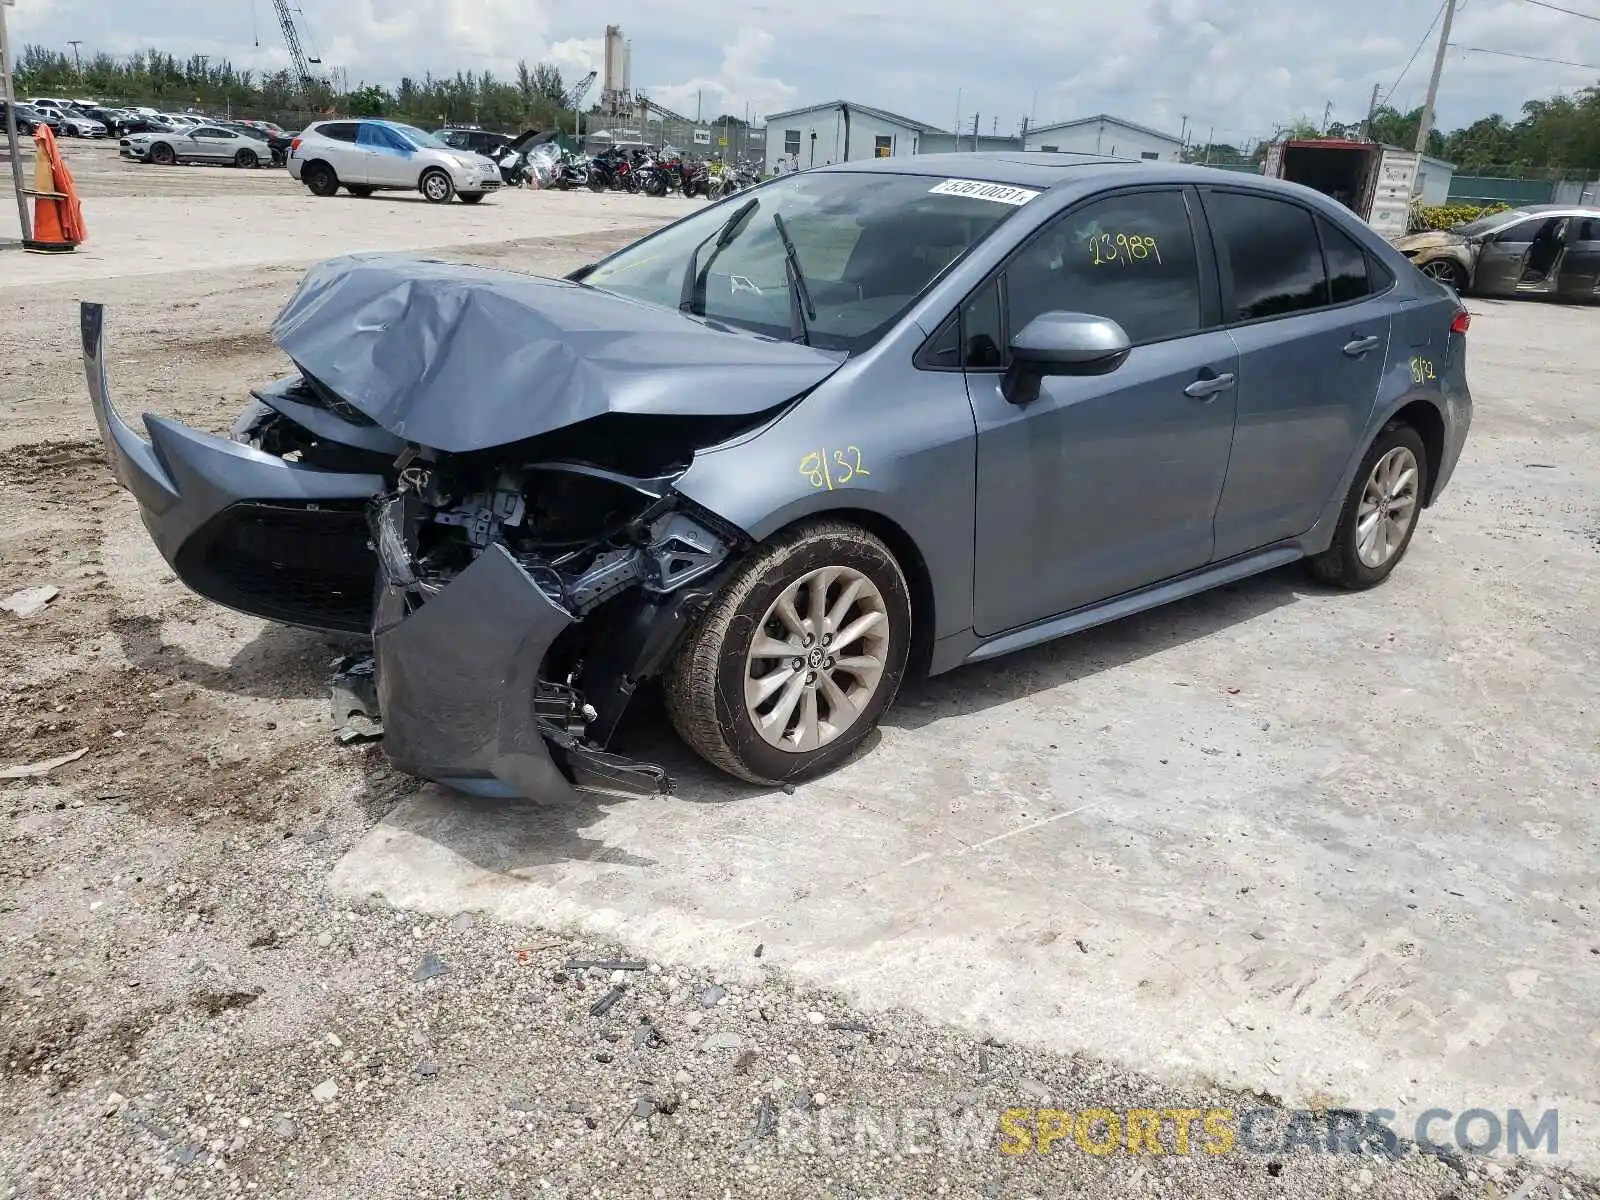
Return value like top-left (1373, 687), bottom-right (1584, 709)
top-left (388, 123), bottom-right (446, 150)
top-left (1453, 209), bottom-right (1527, 236)
top-left (581, 170), bottom-right (1028, 352)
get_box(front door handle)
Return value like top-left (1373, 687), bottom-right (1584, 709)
top-left (1184, 372), bottom-right (1236, 399)
top-left (1343, 335), bottom-right (1381, 356)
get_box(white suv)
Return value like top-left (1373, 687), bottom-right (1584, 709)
top-left (288, 119), bottom-right (502, 204)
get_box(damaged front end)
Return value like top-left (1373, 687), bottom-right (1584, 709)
top-left (366, 451), bottom-right (744, 797)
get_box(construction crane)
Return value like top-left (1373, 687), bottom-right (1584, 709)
top-left (561, 70), bottom-right (597, 113)
top-left (253, 0), bottom-right (322, 102)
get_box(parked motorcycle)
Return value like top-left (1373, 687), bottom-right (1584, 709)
top-left (551, 150), bottom-right (590, 191)
top-left (587, 148), bottom-right (634, 192)
top-left (680, 158), bottom-right (712, 199)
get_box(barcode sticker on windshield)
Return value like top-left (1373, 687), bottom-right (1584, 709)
top-left (927, 179), bottom-right (1041, 206)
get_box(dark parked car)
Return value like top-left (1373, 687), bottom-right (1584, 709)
top-left (436, 127), bottom-right (512, 156)
top-left (80, 153), bottom-right (1472, 796)
top-left (112, 114), bottom-right (175, 137)
top-left (1, 102), bottom-right (42, 136)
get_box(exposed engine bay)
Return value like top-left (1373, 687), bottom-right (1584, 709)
top-left (233, 385), bottom-right (761, 795)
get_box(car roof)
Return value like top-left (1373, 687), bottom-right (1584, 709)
top-left (818, 151), bottom-right (1330, 196)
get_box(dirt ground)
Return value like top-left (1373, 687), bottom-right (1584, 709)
top-left (0, 147), bottom-right (1596, 1200)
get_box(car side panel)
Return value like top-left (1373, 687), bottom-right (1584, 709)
top-left (672, 351), bottom-right (979, 644)
top-left (1557, 218), bottom-right (1600, 300)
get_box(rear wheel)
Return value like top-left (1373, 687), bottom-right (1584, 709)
top-left (1417, 257), bottom-right (1468, 292)
top-left (588, 174), bottom-right (607, 192)
top-left (1309, 422), bottom-right (1429, 590)
top-left (665, 520), bottom-right (912, 785)
top-left (420, 168), bottom-right (454, 204)
top-left (345, 185), bottom-right (374, 197)
top-left (303, 161), bottom-right (339, 196)
top-left (150, 142), bottom-right (176, 166)
top-left (234, 148), bottom-right (259, 169)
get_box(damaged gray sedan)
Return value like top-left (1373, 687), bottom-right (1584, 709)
top-left (82, 154), bottom-right (1472, 796)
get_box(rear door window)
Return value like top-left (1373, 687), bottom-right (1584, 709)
top-left (1318, 216), bottom-right (1373, 304)
top-left (1004, 189), bottom-right (1204, 345)
top-left (317, 122), bottom-right (360, 143)
top-left (1206, 191), bottom-right (1330, 321)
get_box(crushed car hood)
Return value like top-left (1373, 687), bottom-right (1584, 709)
top-left (1394, 230), bottom-right (1468, 253)
top-left (270, 253), bottom-right (845, 453)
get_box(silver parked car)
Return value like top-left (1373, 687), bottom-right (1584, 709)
top-left (80, 154), bottom-right (1472, 794)
top-left (1395, 204), bottom-right (1600, 300)
top-left (121, 123), bottom-right (271, 168)
top-left (287, 119), bottom-right (502, 203)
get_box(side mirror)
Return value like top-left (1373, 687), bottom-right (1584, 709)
top-left (1002, 311), bottom-right (1132, 405)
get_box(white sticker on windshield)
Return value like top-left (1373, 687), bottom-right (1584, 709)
top-left (927, 178), bottom-right (1041, 206)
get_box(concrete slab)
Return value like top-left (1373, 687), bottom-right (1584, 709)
top-left (332, 296), bottom-right (1600, 1163)
top-left (0, 158), bottom-right (684, 288)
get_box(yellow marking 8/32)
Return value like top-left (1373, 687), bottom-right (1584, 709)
top-left (1410, 357), bottom-right (1437, 384)
top-left (1090, 233), bottom-right (1161, 266)
top-left (799, 446), bottom-right (870, 490)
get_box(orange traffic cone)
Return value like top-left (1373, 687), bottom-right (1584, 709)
top-left (26, 125), bottom-right (84, 253)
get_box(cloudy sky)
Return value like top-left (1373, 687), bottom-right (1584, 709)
top-left (10, 0), bottom-right (1600, 144)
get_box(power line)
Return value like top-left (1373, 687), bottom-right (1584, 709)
top-left (1522, 0), bottom-right (1600, 21)
top-left (1450, 42), bottom-right (1600, 68)
top-left (1386, 0), bottom-right (1448, 104)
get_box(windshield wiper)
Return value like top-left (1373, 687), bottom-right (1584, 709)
top-left (678, 197), bottom-right (760, 316)
top-left (770, 212), bottom-right (816, 346)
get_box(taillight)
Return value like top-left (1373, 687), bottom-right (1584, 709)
top-left (1450, 309), bottom-right (1470, 335)
top-left (290, 137), bottom-right (302, 153)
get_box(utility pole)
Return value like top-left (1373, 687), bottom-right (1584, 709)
top-left (1321, 100), bottom-right (1332, 133)
top-left (1414, 0), bottom-right (1457, 154)
top-left (971, 112), bottom-right (979, 152)
top-left (1178, 113), bottom-right (1189, 147)
top-left (1204, 125), bottom-right (1213, 163)
top-left (1, 0), bottom-right (30, 243)
top-left (67, 39), bottom-right (82, 78)
top-left (1363, 81), bottom-right (1380, 140)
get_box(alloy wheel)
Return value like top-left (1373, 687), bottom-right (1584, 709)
top-left (743, 566), bottom-right (890, 753)
top-left (1356, 446), bottom-right (1420, 568)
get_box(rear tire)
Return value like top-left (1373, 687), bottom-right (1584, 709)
top-left (420, 168), bottom-right (454, 204)
top-left (1309, 422), bottom-right (1429, 590)
top-left (303, 161), bottom-right (339, 196)
top-left (234, 149), bottom-right (259, 169)
top-left (665, 520), bottom-right (912, 785)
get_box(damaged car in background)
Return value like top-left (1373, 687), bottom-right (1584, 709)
top-left (83, 155), bottom-right (1472, 799)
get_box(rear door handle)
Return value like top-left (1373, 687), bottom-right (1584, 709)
top-left (1343, 335), bottom-right (1381, 356)
top-left (1184, 372), bottom-right (1236, 399)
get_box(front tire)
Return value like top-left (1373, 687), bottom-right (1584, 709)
top-left (420, 168), bottom-right (454, 204)
top-left (235, 149), bottom-right (260, 169)
top-left (150, 142), bottom-right (176, 166)
top-left (1309, 422), bottom-right (1429, 590)
top-left (665, 521), bottom-right (911, 785)
top-left (1417, 257), bottom-right (1469, 292)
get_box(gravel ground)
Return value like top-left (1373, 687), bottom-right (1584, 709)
top-left (1, 176), bottom-right (1596, 1198)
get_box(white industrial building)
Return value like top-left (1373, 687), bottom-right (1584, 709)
top-left (1024, 114), bottom-right (1184, 161)
top-left (762, 102), bottom-right (942, 173)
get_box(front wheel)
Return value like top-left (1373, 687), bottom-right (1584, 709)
top-left (665, 521), bottom-right (912, 785)
top-left (588, 174), bottom-right (607, 192)
top-left (420, 169), bottom-right (454, 204)
top-left (150, 142), bottom-right (176, 166)
top-left (235, 149), bottom-right (259, 169)
top-left (1417, 257), bottom-right (1469, 292)
top-left (1309, 423), bottom-right (1429, 590)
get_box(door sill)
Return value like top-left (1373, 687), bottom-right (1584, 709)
top-left (964, 544), bottom-right (1304, 665)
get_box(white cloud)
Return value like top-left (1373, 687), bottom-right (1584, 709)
top-left (645, 28), bottom-right (797, 122)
